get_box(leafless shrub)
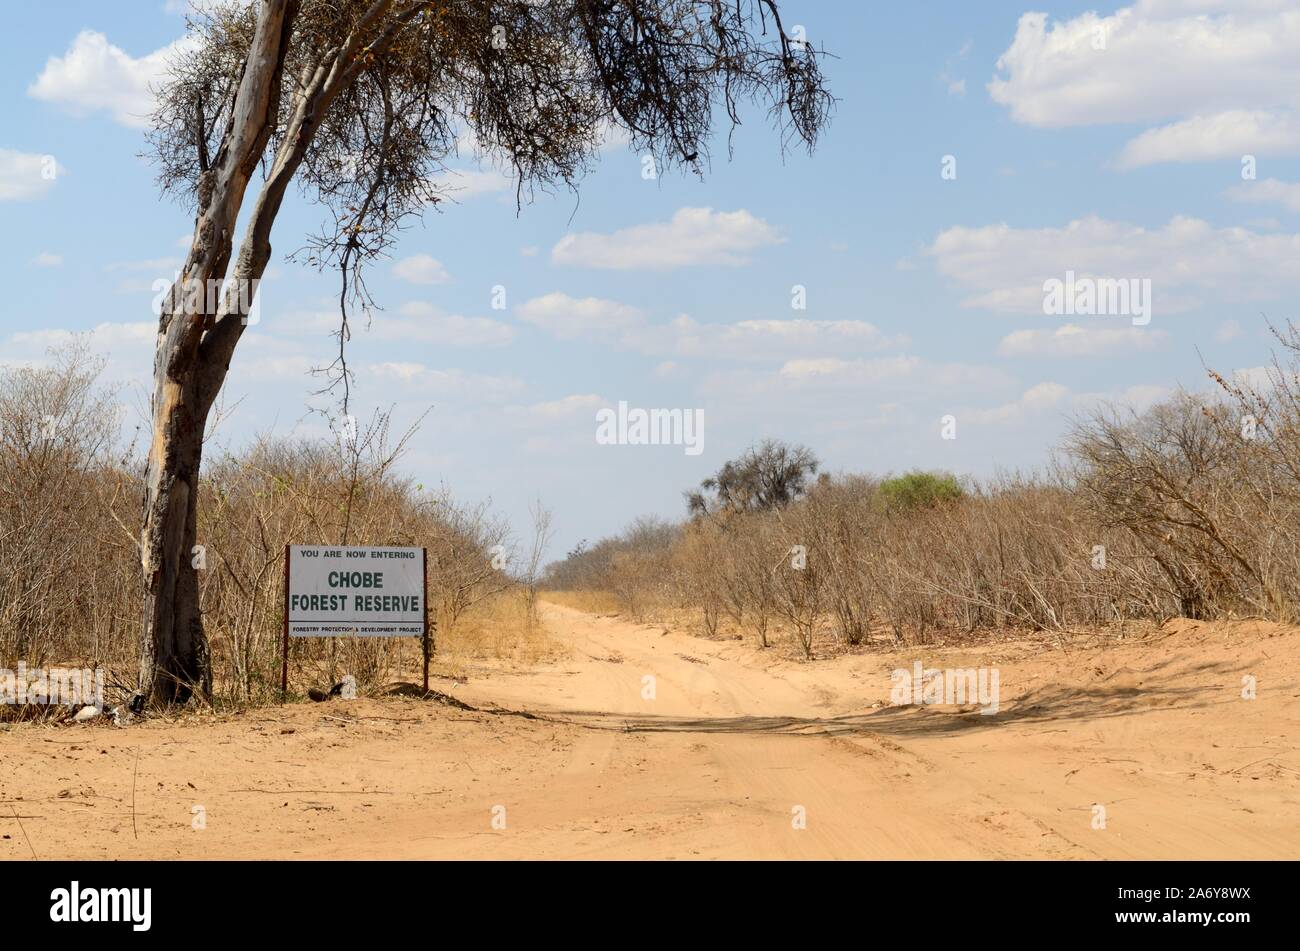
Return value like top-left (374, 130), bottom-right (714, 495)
top-left (543, 515), bottom-right (678, 619)
top-left (0, 345), bottom-right (523, 706)
top-left (551, 333), bottom-right (1300, 655)
top-left (521, 499), bottom-right (555, 626)
top-left (0, 342), bottom-right (136, 672)
top-left (1068, 392), bottom-right (1285, 620)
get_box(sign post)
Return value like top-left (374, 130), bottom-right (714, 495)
top-left (421, 546), bottom-right (429, 695)
top-left (282, 545), bottom-right (429, 697)
top-left (281, 544), bottom-right (290, 699)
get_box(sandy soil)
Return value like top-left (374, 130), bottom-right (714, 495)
top-left (2, 602), bottom-right (1297, 859)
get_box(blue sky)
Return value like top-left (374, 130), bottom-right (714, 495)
top-left (3, 0), bottom-right (1299, 558)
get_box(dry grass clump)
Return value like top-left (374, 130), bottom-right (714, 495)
top-left (436, 588), bottom-right (562, 669)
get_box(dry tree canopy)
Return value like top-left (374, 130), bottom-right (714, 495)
top-left (148, 0), bottom-right (832, 320)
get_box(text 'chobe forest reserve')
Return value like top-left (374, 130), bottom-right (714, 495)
top-left (287, 546), bottom-right (426, 636)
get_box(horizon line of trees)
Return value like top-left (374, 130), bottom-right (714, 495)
top-left (544, 327), bottom-right (1300, 656)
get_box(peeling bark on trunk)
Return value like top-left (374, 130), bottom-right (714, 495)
top-left (136, 0), bottom-right (299, 708)
top-left (138, 375), bottom-right (209, 704)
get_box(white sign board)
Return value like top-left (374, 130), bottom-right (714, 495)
top-left (287, 545), bottom-right (426, 637)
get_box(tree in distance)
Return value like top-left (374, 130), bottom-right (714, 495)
top-left (686, 439), bottom-right (821, 518)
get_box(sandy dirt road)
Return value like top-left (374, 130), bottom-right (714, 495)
top-left (3, 601), bottom-right (1298, 859)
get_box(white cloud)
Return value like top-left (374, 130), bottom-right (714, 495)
top-left (968, 380), bottom-right (1170, 427)
top-left (515, 293), bottom-right (645, 340)
top-left (276, 305), bottom-right (512, 347)
top-left (1, 321), bottom-right (155, 382)
top-left (1118, 110), bottom-right (1300, 168)
top-left (395, 302), bottom-right (515, 346)
top-left (597, 120), bottom-right (632, 152)
top-left (779, 355), bottom-right (917, 381)
top-left (392, 254), bottom-right (450, 285)
top-left (551, 207), bottom-right (782, 270)
top-left (1091, 383), bottom-right (1170, 413)
top-left (690, 358), bottom-right (1017, 440)
top-left (997, 323), bottom-right (1167, 357)
top-left (32, 252), bottom-right (63, 267)
top-left (229, 351), bottom-right (315, 383)
top-left (624, 315), bottom-right (908, 360)
top-left (365, 363), bottom-right (524, 401)
top-left (431, 167), bottom-right (514, 201)
top-left (966, 382), bottom-right (1070, 425)
top-left (28, 31), bottom-right (197, 128)
top-left (991, 4), bottom-right (1300, 127)
top-left (516, 294), bottom-right (907, 360)
top-left (989, 3), bottom-right (1300, 166)
top-left (1232, 364), bottom-right (1282, 393)
top-left (927, 215), bottom-right (1300, 315)
top-left (1227, 176), bottom-right (1300, 212)
top-left (774, 355), bottom-right (1011, 390)
top-left (0, 149), bottom-right (60, 201)
top-left (163, 0), bottom-right (243, 13)
top-left (9, 321), bottom-right (154, 352)
top-left (515, 394), bottom-right (607, 419)
top-left (674, 352), bottom-right (1031, 462)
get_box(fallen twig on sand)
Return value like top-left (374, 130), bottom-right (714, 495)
top-left (10, 804), bottom-right (37, 860)
top-left (131, 748), bottom-right (139, 840)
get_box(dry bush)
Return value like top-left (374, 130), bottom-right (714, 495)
top-left (542, 516), bottom-right (678, 619)
top-left (545, 329), bottom-right (1300, 654)
top-left (728, 517), bottom-right (780, 647)
top-left (671, 520), bottom-right (729, 637)
top-left (0, 343), bottom-right (138, 673)
top-left (520, 500), bottom-right (555, 626)
top-left (0, 345), bottom-right (532, 708)
top-left (435, 588), bottom-right (559, 671)
top-left (799, 476), bottom-right (875, 646)
top-left (1068, 391), bottom-right (1295, 621)
top-left (200, 423), bottom-right (523, 702)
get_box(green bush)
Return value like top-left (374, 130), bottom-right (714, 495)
top-left (878, 471), bottom-right (963, 511)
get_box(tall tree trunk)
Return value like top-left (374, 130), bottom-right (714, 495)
top-left (135, 0), bottom-right (397, 707)
top-left (135, 0), bottom-right (299, 708)
top-left (138, 372), bottom-right (210, 704)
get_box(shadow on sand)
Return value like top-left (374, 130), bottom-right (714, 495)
top-left (493, 659), bottom-right (1235, 740)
